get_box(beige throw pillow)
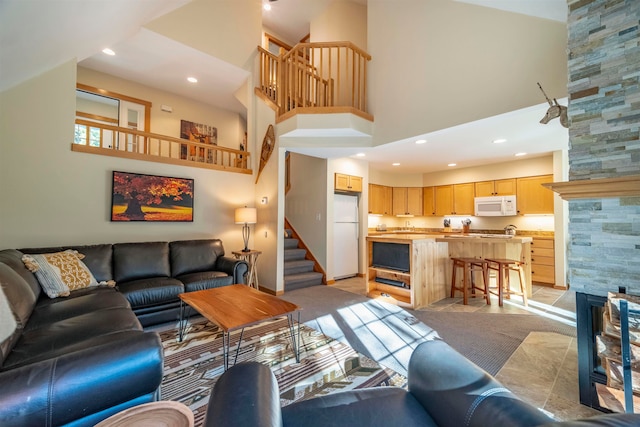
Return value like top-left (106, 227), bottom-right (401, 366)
top-left (22, 250), bottom-right (114, 298)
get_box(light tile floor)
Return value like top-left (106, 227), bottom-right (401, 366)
top-left (331, 277), bottom-right (602, 422)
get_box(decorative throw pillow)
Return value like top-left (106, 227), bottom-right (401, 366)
top-left (21, 250), bottom-right (114, 298)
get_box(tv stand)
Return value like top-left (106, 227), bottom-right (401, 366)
top-left (366, 235), bottom-right (449, 309)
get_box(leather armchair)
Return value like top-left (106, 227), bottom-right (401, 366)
top-left (203, 340), bottom-right (640, 427)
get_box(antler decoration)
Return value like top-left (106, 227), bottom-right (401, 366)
top-left (537, 82), bottom-right (568, 128)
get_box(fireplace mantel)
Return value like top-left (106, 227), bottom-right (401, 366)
top-left (543, 175), bottom-right (640, 200)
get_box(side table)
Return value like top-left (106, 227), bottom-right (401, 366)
top-left (232, 249), bottom-right (262, 289)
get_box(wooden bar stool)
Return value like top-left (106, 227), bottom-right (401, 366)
top-left (450, 257), bottom-right (490, 305)
top-left (485, 258), bottom-right (528, 307)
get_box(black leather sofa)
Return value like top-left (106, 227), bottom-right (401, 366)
top-left (0, 239), bottom-right (248, 426)
top-left (204, 339), bottom-right (640, 427)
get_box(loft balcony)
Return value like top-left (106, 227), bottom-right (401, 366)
top-left (256, 41), bottom-right (373, 142)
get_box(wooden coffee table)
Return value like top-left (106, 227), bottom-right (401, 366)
top-left (178, 284), bottom-right (301, 370)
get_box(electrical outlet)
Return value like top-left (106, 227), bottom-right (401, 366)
top-left (264, 231), bottom-right (268, 238)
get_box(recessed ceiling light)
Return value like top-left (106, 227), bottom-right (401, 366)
top-left (263, 3), bottom-right (271, 10)
top-left (102, 48), bottom-right (115, 56)
top-left (392, 162), bottom-right (400, 166)
top-left (515, 152), bottom-right (527, 157)
top-left (493, 138), bottom-right (507, 144)
top-left (187, 77), bottom-right (198, 83)
top-left (415, 139), bottom-right (427, 144)
top-left (355, 153), bottom-right (365, 157)
top-left (448, 163), bottom-right (457, 167)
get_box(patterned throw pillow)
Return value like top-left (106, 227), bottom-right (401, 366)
top-left (22, 250), bottom-right (114, 298)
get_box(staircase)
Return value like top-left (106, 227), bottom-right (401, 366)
top-left (284, 228), bottom-right (324, 291)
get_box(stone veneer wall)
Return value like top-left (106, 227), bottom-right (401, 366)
top-left (567, 0), bottom-right (640, 295)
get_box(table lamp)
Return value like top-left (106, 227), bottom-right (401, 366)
top-left (235, 207), bottom-right (257, 252)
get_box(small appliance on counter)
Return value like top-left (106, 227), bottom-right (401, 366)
top-left (376, 224), bottom-right (387, 231)
top-left (504, 225), bottom-right (517, 235)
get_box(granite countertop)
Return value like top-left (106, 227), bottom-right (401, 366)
top-left (367, 233), bottom-right (532, 243)
top-left (368, 228), bottom-right (553, 237)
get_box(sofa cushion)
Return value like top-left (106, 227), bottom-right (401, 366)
top-left (0, 249), bottom-right (42, 299)
top-left (22, 250), bottom-right (109, 298)
top-left (178, 271), bottom-right (233, 292)
top-left (1, 306), bottom-right (142, 370)
top-left (117, 277), bottom-right (184, 308)
top-left (170, 239), bottom-right (226, 277)
top-left (282, 387), bottom-right (437, 427)
top-left (113, 242), bottom-right (170, 283)
top-left (26, 287), bottom-right (130, 330)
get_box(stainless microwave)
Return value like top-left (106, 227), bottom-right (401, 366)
top-left (474, 195), bottom-right (517, 216)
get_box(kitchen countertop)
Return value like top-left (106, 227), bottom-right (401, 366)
top-left (367, 233), bottom-right (532, 243)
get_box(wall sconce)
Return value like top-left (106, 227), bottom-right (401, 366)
top-left (235, 207), bottom-right (257, 252)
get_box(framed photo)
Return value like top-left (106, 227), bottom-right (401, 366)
top-left (111, 171), bottom-right (194, 222)
top-left (180, 120), bottom-right (217, 161)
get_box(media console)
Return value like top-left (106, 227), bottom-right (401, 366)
top-left (366, 234), bottom-right (449, 309)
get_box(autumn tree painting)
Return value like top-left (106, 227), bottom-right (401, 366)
top-left (111, 171), bottom-right (194, 222)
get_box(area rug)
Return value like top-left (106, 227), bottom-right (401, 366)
top-left (160, 318), bottom-right (407, 427)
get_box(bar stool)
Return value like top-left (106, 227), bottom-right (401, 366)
top-left (485, 258), bottom-right (528, 307)
top-left (450, 257), bottom-right (490, 305)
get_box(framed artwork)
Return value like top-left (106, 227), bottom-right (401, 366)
top-left (180, 120), bottom-right (217, 161)
top-left (111, 171), bottom-right (194, 222)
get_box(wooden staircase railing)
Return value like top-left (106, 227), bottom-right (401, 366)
top-left (257, 42), bottom-right (372, 121)
top-left (72, 119), bottom-right (251, 174)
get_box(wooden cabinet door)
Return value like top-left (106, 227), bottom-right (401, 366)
top-left (335, 173), bottom-right (350, 191)
top-left (423, 187), bottom-right (435, 216)
top-left (494, 178), bottom-right (516, 195)
top-left (475, 181), bottom-right (495, 197)
top-left (382, 186), bottom-right (393, 215)
top-left (392, 187), bottom-right (408, 215)
top-left (406, 187), bottom-right (423, 215)
top-left (349, 175), bottom-right (363, 192)
top-left (516, 175), bottom-right (554, 214)
top-left (369, 184), bottom-right (381, 214)
top-left (453, 183), bottom-right (475, 215)
top-left (435, 185), bottom-right (454, 216)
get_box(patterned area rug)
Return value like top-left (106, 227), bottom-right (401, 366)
top-left (160, 318), bottom-right (407, 426)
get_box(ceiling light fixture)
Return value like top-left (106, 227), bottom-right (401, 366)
top-left (263, 3), bottom-right (271, 11)
top-left (493, 138), bottom-right (507, 144)
top-left (187, 77), bottom-right (198, 83)
top-left (102, 48), bottom-right (115, 56)
top-left (415, 139), bottom-right (427, 144)
top-left (355, 153), bottom-right (365, 157)
top-left (515, 152), bottom-right (527, 157)
top-left (392, 162), bottom-right (400, 166)
top-left (448, 163), bottom-right (457, 167)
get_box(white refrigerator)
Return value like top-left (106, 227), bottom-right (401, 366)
top-left (333, 194), bottom-right (359, 279)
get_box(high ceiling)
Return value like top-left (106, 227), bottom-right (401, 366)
top-left (0, 0), bottom-right (568, 174)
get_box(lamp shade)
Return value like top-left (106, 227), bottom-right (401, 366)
top-left (235, 207), bottom-right (257, 224)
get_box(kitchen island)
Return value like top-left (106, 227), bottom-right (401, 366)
top-left (366, 233), bottom-right (533, 309)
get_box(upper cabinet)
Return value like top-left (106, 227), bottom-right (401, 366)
top-left (369, 184), bottom-right (393, 215)
top-left (475, 178), bottom-right (516, 197)
top-left (392, 187), bottom-right (423, 216)
top-left (435, 183), bottom-right (474, 215)
top-left (335, 173), bottom-right (363, 193)
top-left (516, 175), bottom-right (554, 214)
top-left (423, 186), bottom-right (436, 216)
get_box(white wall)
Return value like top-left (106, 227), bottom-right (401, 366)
top-left (367, 0), bottom-right (567, 146)
top-left (0, 60), bottom-right (255, 251)
top-left (311, 1), bottom-right (367, 50)
top-left (285, 153), bottom-right (328, 268)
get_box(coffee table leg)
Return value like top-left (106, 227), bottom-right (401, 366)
top-left (223, 331), bottom-right (229, 371)
top-left (178, 300), bottom-right (185, 342)
top-left (287, 312), bottom-right (301, 363)
top-left (233, 328), bottom-right (245, 367)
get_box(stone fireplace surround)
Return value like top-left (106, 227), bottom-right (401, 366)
top-left (548, 0), bottom-right (640, 412)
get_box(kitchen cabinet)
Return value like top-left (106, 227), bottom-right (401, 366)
top-left (392, 187), bottom-right (423, 216)
top-left (435, 183), bottom-right (475, 215)
top-left (475, 178), bottom-right (516, 197)
top-left (423, 186), bottom-right (436, 216)
top-left (531, 237), bottom-right (555, 285)
top-left (516, 175), bottom-right (554, 214)
top-left (368, 184), bottom-right (393, 215)
top-left (335, 173), bottom-right (362, 192)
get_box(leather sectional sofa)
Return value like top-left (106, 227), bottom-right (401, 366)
top-left (204, 339), bottom-right (640, 427)
top-left (0, 239), bottom-right (248, 426)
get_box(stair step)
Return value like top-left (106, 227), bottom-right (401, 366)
top-left (284, 271), bottom-right (323, 291)
top-left (284, 228), bottom-right (293, 238)
top-left (284, 259), bottom-right (315, 275)
top-left (284, 248), bottom-right (307, 261)
top-left (284, 238), bottom-right (299, 249)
